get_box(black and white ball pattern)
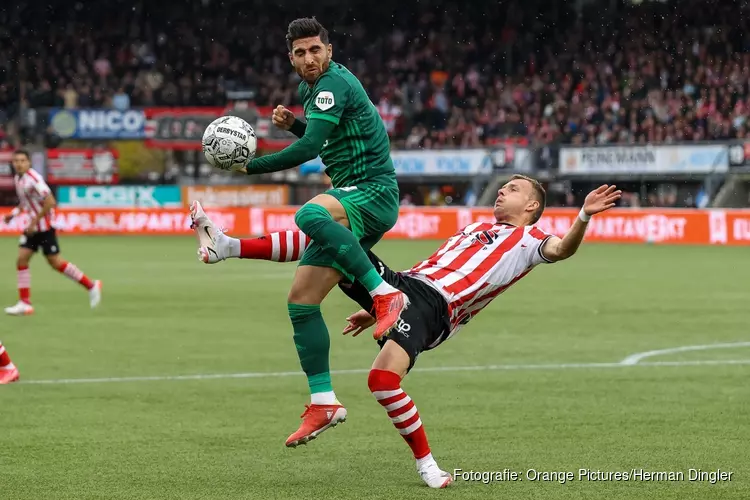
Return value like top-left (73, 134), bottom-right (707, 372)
top-left (202, 116), bottom-right (257, 171)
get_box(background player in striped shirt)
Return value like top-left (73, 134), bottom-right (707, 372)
top-left (2, 150), bottom-right (102, 316)
top-left (190, 175), bottom-right (620, 488)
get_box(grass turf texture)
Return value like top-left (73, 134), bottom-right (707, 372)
top-left (1, 236), bottom-right (748, 499)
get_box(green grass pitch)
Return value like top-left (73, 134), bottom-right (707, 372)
top-left (1, 236), bottom-right (748, 499)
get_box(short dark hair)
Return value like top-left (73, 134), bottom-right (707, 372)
top-left (511, 174), bottom-right (546, 224)
top-left (13, 149), bottom-right (30, 160)
top-left (286, 17), bottom-right (329, 52)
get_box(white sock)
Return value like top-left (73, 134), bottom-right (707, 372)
top-left (369, 281), bottom-right (398, 298)
top-left (1, 362), bottom-right (16, 370)
top-left (310, 391), bottom-right (337, 405)
top-left (416, 453), bottom-right (436, 469)
top-left (226, 236), bottom-right (240, 258)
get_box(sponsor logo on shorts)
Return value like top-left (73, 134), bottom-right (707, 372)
top-left (396, 319), bottom-right (411, 337)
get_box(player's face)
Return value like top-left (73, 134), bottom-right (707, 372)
top-left (289, 36), bottom-right (332, 84)
top-left (11, 154), bottom-right (30, 175)
top-left (494, 179), bottom-right (539, 224)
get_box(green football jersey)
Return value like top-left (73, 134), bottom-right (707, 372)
top-left (299, 62), bottom-right (395, 187)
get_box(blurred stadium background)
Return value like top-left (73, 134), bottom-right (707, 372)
top-left (2, 0), bottom-right (749, 498)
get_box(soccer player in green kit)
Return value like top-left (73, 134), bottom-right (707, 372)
top-left (210, 17), bottom-right (409, 447)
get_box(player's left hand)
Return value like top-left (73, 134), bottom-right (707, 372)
top-left (23, 225), bottom-right (36, 236)
top-left (342, 309), bottom-right (375, 337)
top-left (232, 159), bottom-right (251, 174)
top-left (583, 185), bottom-right (622, 216)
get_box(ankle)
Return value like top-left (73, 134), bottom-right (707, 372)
top-left (369, 281), bottom-right (398, 298)
top-left (226, 236), bottom-right (240, 257)
top-left (416, 453), bottom-right (436, 469)
top-left (310, 391), bottom-right (338, 405)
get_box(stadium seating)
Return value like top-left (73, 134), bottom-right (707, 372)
top-left (1, 0), bottom-right (748, 150)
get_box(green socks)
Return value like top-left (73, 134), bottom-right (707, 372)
top-left (294, 203), bottom-right (386, 293)
top-left (288, 303), bottom-right (333, 395)
top-left (289, 203), bottom-right (401, 404)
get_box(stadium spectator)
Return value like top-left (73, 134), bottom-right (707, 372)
top-left (1, 0), bottom-right (749, 149)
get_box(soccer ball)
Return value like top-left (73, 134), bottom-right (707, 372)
top-left (202, 116), bottom-right (257, 171)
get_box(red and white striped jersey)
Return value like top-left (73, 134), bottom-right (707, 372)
top-left (14, 168), bottom-right (55, 232)
top-left (405, 222), bottom-right (554, 340)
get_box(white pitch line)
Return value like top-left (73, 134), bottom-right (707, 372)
top-left (639, 359), bottom-right (750, 367)
top-left (17, 358), bottom-right (750, 386)
top-left (620, 342), bottom-right (750, 366)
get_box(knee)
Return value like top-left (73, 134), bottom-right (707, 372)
top-left (287, 286), bottom-right (321, 305)
top-left (16, 255), bottom-right (29, 268)
top-left (367, 369), bottom-right (380, 393)
top-left (46, 256), bottom-right (62, 269)
top-left (287, 266), bottom-right (340, 304)
top-left (287, 276), bottom-right (305, 303)
top-left (294, 203), bottom-right (331, 233)
top-left (368, 368), bottom-right (401, 393)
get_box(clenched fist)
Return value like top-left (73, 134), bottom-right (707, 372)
top-left (272, 105), bottom-right (296, 130)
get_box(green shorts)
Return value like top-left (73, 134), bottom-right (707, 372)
top-left (299, 175), bottom-right (399, 279)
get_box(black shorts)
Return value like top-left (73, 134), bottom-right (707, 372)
top-left (337, 252), bottom-right (451, 372)
top-left (19, 229), bottom-right (60, 256)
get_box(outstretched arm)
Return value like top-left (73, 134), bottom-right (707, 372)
top-left (541, 185), bottom-right (621, 262)
top-left (242, 74), bottom-right (349, 174)
top-left (341, 309), bottom-right (376, 337)
top-left (241, 118), bottom-right (334, 174)
top-left (3, 205), bottom-right (21, 224)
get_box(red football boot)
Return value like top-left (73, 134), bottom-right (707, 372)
top-left (285, 403), bottom-right (347, 448)
top-left (371, 291), bottom-right (410, 340)
top-left (0, 367), bottom-right (19, 385)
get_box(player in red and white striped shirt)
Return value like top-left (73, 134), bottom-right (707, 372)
top-left (2, 150), bottom-right (102, 316)
top-left (188, 176), bottom-right (621, 488)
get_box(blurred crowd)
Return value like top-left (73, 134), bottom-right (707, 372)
top-left (1, 0), bottom-right (750, 150)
